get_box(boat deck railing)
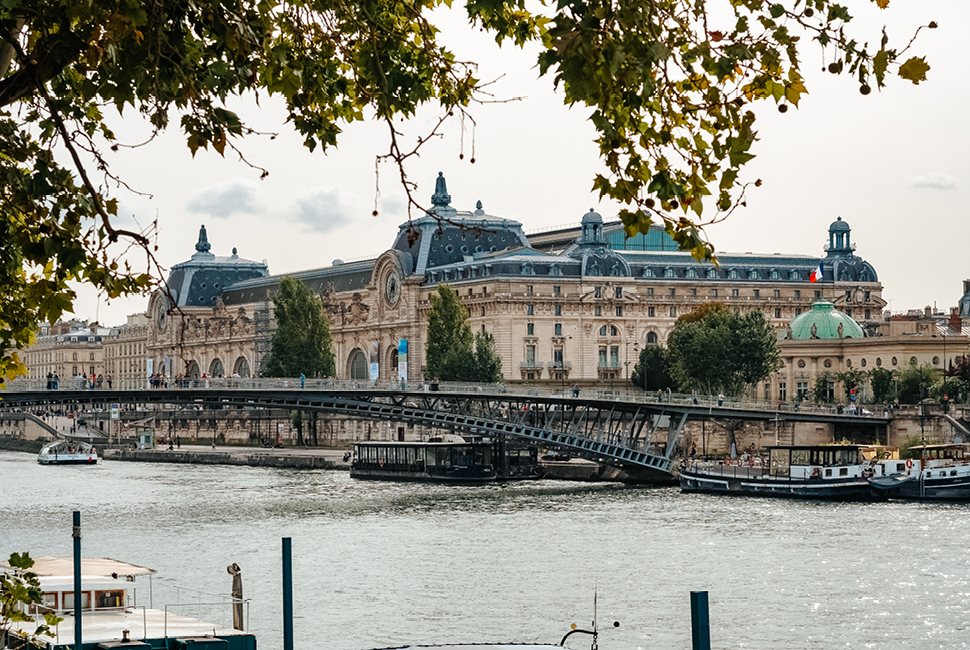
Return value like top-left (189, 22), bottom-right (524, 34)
top-left (172, 585), bottom-right (250, 633)
top-left (682, 459), bottom-right (770, 480)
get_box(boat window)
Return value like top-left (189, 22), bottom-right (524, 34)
top-left (824, 468), bottom-right (832, 477)
top-left (952, 470), bottom-right (958, 477)
top-left (769, 449), bottom-right (789, 477)
top-left (791, 449), bottom-right (810, 466)
top-left (42, 593), bottom-right (57, 610)
top-left (438, 448), bottom-right (451, 467)
top-left (896, 463), bottom-right (906, 473)
top-left (839, 468), bottom-right (848, 476)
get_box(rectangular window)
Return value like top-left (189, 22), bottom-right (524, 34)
top-left (615, 305), bottom-right (623, 317)
top-left (794, 289), bottom-right (801, 299)
top-left (795, 307), bottom-right (802, 315)
top-left (526, 345), bottom-right (536, 365)
top-left (732, 289), bottom-right (739, 298)
top-left (845, 308), bottom-right (852, 317)
top-left (864, 308), bottom-right (871, 319)
top-left (779, 382), bottom-right (787, 402)
top-left (815, 290), bottom-right (822, 299)
top-left (648, 306), bottom-right (655, 317)
top-left (555, 304), bottom-right (562, 316)
top-left (594, 286), bottom-right (602, 298)
top-left (598, 346), bottom-right (607, 367)
top-left (774, 308), bottom-right (781, 318)
top-left (555, 323), bottom-right (562, 336)
top-left (691, 288), bottom-right (697, 297)
top-left (710, 289), bottom-right (718, 297)
top-left (773, 289), bottom-right (780, 298)
top-left (669, 288), bottom-right (676, 297)
top-left (527, 304), bottom-right (534, 316)
top-left (610, 346), bottom-right (620, 367)
top-left (669, 306), bottom-right (677, 317)
top-left (595, 306), bottom-right (602, 316)
top-left (553, 285), bottom-right (561, 296)
top-left (647, 288), bottom-right (654, 296)
top-left (526, 285), bottom-right (533, 295)
top-left (526, 323), bottom-right (534, 336)
top-left (615, 287), bottom-right (622, 299)
top-left (864, 290), bottom-right (871, 301)
top-left (753, 289), bottom-right (760, 299)
top-left (554, 348), bottom-right (563, 365)
top-left (796, 381), bottom-right (809, 401)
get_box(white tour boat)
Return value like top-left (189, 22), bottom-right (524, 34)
top-left (37, 440), bottom-right (99, 465)
top-left (869, 443), bottom-right (970, 500)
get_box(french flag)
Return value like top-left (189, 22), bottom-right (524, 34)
top-left (809, 262), bottom-right (823, 283)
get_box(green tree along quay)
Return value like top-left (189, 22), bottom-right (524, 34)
top-left (0, 0), bottom-right (934, 383)
top-left (812, 371), bottom-right (835, 403)
top-left (835, 368), bottom-right (868, 401)
top-left (666, 302), bottom-right (779, 397)
top-left (425, 285), bottom-right (502, 382)
top-left (630, 345), bottom-right (674, 392)
top-left (868, 367), bottom-right (895, 403)
top-left (0, 552), bottom-right (62, 647)
top-left (895, 360), bottom-right (940, 405)
top-left (263, 277), bottom-right (335, 378)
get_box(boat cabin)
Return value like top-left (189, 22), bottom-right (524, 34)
top-left (352, 440), bottom-right (497, 483)
top-left (767, 445), bottom-right (867, 480)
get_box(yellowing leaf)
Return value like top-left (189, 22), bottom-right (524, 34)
top-left (898, 56), bottom-right (930, 84)
top-left (870, 0), bottom-right (890, 8)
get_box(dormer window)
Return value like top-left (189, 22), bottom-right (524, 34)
top-left (749, 269), bottom-right (759, 280)
top-left (664, 267), bottom-right (675, 278)
top-left (729, 269), bottom-right (739, 279)
top-left (642, 267), bottom-right (654, 278)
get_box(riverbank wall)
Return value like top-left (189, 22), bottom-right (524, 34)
top-left (101, 447), bottom-right (338, 469)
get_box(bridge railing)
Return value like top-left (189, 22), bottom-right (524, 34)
top-left (2, 376), bottom-right (881, 417)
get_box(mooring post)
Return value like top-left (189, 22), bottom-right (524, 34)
top-left (73, 511), bottom-right (82, 650)
top-left (282, 537), bottom-right (293, 650)
top-left (690, 590), bottom-right (711, 650)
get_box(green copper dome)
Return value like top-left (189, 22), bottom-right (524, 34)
top-left (787, 300), bottom-right (864, 340)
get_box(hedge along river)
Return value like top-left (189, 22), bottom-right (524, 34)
top-left (2, 449), bottom-right (969, 650)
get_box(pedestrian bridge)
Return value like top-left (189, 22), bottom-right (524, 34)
top-left (0, 378), bottom-right (889, 482)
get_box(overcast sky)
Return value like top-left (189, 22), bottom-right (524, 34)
top-left (68, 1), bottom-right (968, 326)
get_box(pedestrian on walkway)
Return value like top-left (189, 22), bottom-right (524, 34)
top-left (300, 373), bottom-right (305, 389)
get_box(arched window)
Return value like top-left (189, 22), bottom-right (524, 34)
top-left (599, 325), bottom-right (607, 336)
top-left (233, 357), bottom-right (250, 377)
top-left (187, 361), bottom-right (201, 378)
top-left (349, 349), bottom-right (368, 380)
top-left (521, 262), bottom-right (535, 275)
top-left (209, 358), bottom-right (224, 377)
top-left (390, 348), bottom-right (399, 372)
top-left (646, 331), bottom-right (658, 345)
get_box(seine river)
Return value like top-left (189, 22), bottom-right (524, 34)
top-left (2, 449), bottom-right (969, 650)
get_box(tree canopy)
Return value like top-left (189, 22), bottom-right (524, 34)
top-left (425, 284), bottom-right (502, 382)
top-left (0, 0), bottom-right (933, 382)
top-left (1, 552), bottom-right (62, 646)
top-left (666, 302), bottom-right (779, 396)
top-left (630, 345), bottom-right (674, 392)
top-left (263, 276), bottom-right (335, 378)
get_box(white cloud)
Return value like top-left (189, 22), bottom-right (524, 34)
top-left (291, 185), bottom-right (359, 233)
top-left (908, 172), bottom-right (958, 190)
top-left (186, 178), bottom-right (266, 218)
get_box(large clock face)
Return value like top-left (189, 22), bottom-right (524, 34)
top-left (156, 299), bottom-right (169, 331)
top-left (385, 272), bottom-right (400, 306)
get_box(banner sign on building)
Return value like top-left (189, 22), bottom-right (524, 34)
top-left (369, 341), bottom-right (380, 382)
top-left (398, 339), bottom-right (408, 381)
top-left (110, 404), bottom-right (120, 420)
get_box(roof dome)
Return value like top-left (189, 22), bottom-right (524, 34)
top-left (581, 207), bottom-right (603, 224)
top-left (829, 216), bottom-right (850, 232)
top-left (787, 300), bottom-right (864, 340)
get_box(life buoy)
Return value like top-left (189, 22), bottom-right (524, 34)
top-left (748, 458), bottom-right (755, 468)
top-left (724, 455), bottom-right (731, 466)
top-left (905, 459), bottom-right (913, 469)
top-left (379, 459), bottom-right (385, 468)
top-left (735, 458), bottom-right (743, 467)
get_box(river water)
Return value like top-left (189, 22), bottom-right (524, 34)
top-left (2, 449), bottom-right (969, 650)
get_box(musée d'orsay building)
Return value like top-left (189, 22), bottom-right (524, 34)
top-left (23, 173), bottom-right (968, 402)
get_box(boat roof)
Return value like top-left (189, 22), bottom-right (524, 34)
top-left (0, 557), bottom-right (156, 578)
top-left (908, 443), bottom-right (970, 451)
top-left (362, 645), bottom-right (567, 649)
top-left (765, 444), bottom-right (867, 450)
